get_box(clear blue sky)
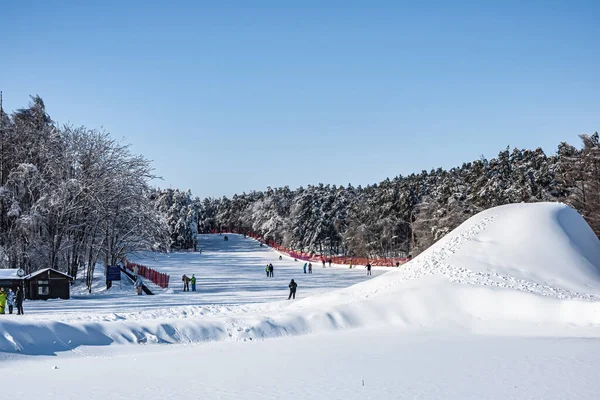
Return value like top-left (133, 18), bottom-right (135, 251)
top-left (1, 0), bottom-right (598, 198)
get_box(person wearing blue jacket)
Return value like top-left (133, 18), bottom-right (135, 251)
top-left (7, 289), bottom-right (16, 314)
top-left (303, 263), bottom-right (307, 274)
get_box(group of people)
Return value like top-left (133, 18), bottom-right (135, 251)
top-left (0, 287), bottom-right (24, 315)
top-left (181, 274), bottom-right (197, 292)
top-left (265, 263), bottom-right (274, 277)
top-left (303, 262), bottom-right (313, 274)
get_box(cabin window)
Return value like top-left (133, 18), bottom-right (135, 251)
top-left (38, 286), bottom-right (49, 295)
top-left (38, 280), bottom-right (49, 285)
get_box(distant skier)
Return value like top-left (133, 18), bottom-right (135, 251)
top-left (199, 247), bottom-right (203, 255)
top-left (288, 279), bottom-right (298, 300)
top-left (349, 259), bottom-right (353, 269)
top-left (0, 288), bottom-right (6, 314)
top-left (7, 288), bottom-right (15, 314)
top-left (279, 255), bottom-right (282, 260)
top-left (366, 263), bottom-right (372, 276)
top-left (303, 263), bottom-right (307, 274)
top-left (191, 274), bottom-right (197, 291)
top-left (16, 287), bottom-right (24, 315)
top-left (266, 265), bottom-right (270, 277)
top-left (182, 274), bottom-right (190, 292)
top-left (322, 259), bottom-right (326, 268)
top-left (269, 263), bottom-right (274, 278)
top-left (328, 259), bottom-right (332, 267)
top-left (308, 262), bottom-right (313, 274)
top-left (135, 276), bottom-right (143, 295)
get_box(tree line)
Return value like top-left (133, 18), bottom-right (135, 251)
top-left (160, 133), bottom-right (599, 259)
top-left (0, 96), bottom-right (170, 291)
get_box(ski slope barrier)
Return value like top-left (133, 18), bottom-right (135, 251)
top-left (2, 202), bottom-right (600, 356)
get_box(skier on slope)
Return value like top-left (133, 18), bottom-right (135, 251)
top-left (303, 263), bottom-right (307, 274)
top-left (191, 274), bottom-right (197, 291)
top-left (269, 263), bottom-right (274, 278)
top-left (288, 279), bottom-right (298, 300)
top-left (328, 258), bottom-right (332, 267)
top-left (266, 265), bottom-right (270, 278)
top-left (366, 263), bottom-right (372, 276)
top-left (182, 274), bottom-right (190, 292)
top-left (135, 276), bottom-right (144, 295)
top-left (322, 259), bottom-right (326, 268)
top-left (308, 262), bottom-right (313, 274)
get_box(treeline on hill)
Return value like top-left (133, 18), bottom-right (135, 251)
top-left (158, 133), bottom-right (600, 259)
top-left (0, 96), bottom-right (170, 291)
top-left (2, 96), bottom-right (598, 283)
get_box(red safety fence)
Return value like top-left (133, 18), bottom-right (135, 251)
top-left (125, 261), bottom-right (170, 289)
top-left (211, 229), bottom-right (409, 267)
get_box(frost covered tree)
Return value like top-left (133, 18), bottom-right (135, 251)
top-left (0, 96), bottom-right (170, 292)
top-left (194, 134), bottom-right (598, 257)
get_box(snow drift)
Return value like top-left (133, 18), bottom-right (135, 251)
top-left (2, 202), bottom-right (600, 356)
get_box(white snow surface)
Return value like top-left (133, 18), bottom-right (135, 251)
top-left (2, 202), bottom-right (600, 398)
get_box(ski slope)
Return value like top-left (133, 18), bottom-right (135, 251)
top-left (2, 202), bottom-right (600, 398)
top-left (14, 234), bottom-right (385, 321)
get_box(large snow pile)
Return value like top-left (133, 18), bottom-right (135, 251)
top-left (2, 202), bottom-right (600, 356)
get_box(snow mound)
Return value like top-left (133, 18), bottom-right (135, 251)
top-left (440, 202), bottom-right (600, 295)
top-left (324, 202), bottom-right (600, 304)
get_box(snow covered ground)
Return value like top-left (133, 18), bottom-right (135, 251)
top-left (2, 202), bottom-right (600, 399)
top-left (4, 328), bottom-right (600, 400)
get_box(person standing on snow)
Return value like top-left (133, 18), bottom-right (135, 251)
top-left (7, 288), bottom-right (15, 314)
top-left (322, 259), bottom-right (326, 268)
top-left (16, 287), bottom-right (24, 315)
top-left (328, 259), bottom-right (332, 267)
top-left (191, 274), bottom-right (197, 291)
top-left (349, 259), bottom-right (353, 269)
top-left (366, 263), bottom-right (372, 276)
top-left (308, 263), bottom-right (313, 274)
top-left (182, 274), bottom-right (190, 292)
top-left (288, 279), bottom-right (298, 300)
top-left (269, 263), bottom-right (274, 278)
top-left (135, 276), bottom-right (144, 295)
top-left (303, 263), bottom-right (307, 274)
top-left (0, 288), bottom-right (6, 314)
top-left (266, 265), bottom-right (270, 278)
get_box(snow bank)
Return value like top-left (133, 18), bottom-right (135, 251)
top-left (3, 202), bottom-right (600, 356)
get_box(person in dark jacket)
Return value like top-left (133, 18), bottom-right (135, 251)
top-left (322, 259), bottom-right (326, 268)
top-left (328, 259), bottom-right (332, 267)
top-left (366, 263), bottom-right (372, 276)
top-left (288, 279), bottom-right (298, 300)
top-left (308, 262), bottom-right (312, 274)
top-left (279, 255), bottom-right (282, 260)
top-left (269, 263), bottom-right (274, 277)
top-left (16, 287), bottom-right (24, 315)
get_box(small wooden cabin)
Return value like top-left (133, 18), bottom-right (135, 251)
top-left (24, 268), bottom-right (73, 300)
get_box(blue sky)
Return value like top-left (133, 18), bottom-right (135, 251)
top-left (1, 0), bottom-right (598, 198)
